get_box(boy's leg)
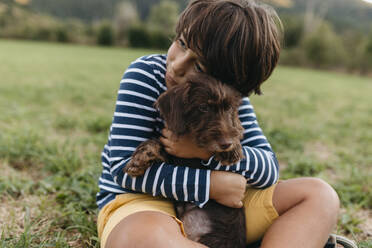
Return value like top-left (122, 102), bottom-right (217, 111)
top-left (105, 211), bottom-right (207, 248)
top-left (261, 178), bottom-right (340, 248)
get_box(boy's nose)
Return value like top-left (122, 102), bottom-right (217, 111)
top-left (172, 61), bottom-right (185, 77)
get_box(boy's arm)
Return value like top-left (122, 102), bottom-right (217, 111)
top-left (105, 59), bottom-right (211, 207)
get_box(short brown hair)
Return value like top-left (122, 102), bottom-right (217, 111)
top-left (176, 0), bottom-right (282, 96)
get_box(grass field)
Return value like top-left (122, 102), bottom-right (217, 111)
top-left (0, 39), bottom-right (371, 247)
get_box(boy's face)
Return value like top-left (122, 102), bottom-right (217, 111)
top-left (166, 36), bottom-right (206, 88)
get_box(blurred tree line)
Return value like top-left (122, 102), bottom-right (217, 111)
top-left (27, 0), bottom-right (187, 22)
top-left (0, 0), bottom-right (371, 74)
top-left (0, 0), bottom-right (179, 49)
top-left (280, 15), bottom-right (372, 74)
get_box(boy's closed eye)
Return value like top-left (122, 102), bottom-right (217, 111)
top-left (178, 38), bottom-right (187, 49)
top-left (194, 63), bottom-right (204, 73)
top-left (178, 37), bottom-right (206, 73)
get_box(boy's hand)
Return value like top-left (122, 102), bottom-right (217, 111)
top-left (210, 171), bottom-right (246, 208)
top-left (160, 128), bottom-right (212, 160)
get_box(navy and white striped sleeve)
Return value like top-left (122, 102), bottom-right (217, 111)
top-left (203, 97), bottom-right (279, 188)
top-left (107, 58), bottom-right (210, 207)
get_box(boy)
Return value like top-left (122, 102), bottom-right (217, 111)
top-left (97, 1), bottom-right (342, 247)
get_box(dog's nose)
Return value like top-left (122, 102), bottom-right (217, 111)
top-left (219, 142), bottom-right (232, 150)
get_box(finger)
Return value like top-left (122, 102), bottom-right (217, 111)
top-left (160, 129), bottom-right (166, 138)
top-left (164, 146), bottom-right (174, 155)
top-left (161, 128), bottom-right (172, 138)
top-left (228, 199), bottom-right (243, 208)
top-left (159, 136), bottom-right (172, 147)
top-left (233, 201), bottom-right (243, 208)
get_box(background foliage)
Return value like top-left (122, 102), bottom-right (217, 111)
top-left (1, 0), bottom-right (372, 74)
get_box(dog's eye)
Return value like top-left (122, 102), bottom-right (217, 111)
top-left (198, 104), bottom-right (209, 112)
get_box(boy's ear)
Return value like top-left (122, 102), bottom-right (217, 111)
top-left (154, 83), bottom-right (191, 136)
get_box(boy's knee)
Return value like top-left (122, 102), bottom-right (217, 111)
top-left (306, 178), bottom-right (340, 219)
top-left (274, 178), bottom-right (340, 221)
top-left (308, 178), bottom-right (339, 204)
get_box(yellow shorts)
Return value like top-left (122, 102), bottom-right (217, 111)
top-left (97, 184), bottom-right (279, 248)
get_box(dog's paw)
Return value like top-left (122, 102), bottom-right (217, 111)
top-left (124, 151), bottom-right (156, 177)
top-left (124, 161), bottom-right (146, 177)
top-left (215, 144), bottom-right (244, 165)
top-left (124, 139), bottom-right (167, 177)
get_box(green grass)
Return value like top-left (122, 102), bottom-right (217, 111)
top-left (0, 39), bottom-right (371, 247)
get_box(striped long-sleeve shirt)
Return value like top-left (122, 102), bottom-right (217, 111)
top-left (96, 54), bottom-right (279, 209)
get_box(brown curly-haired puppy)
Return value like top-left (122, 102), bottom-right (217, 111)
top-left (124, 74), bottom-right (246, 248)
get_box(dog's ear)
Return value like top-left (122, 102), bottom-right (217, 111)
top-left (154, 83), bottom-right (191, 136)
